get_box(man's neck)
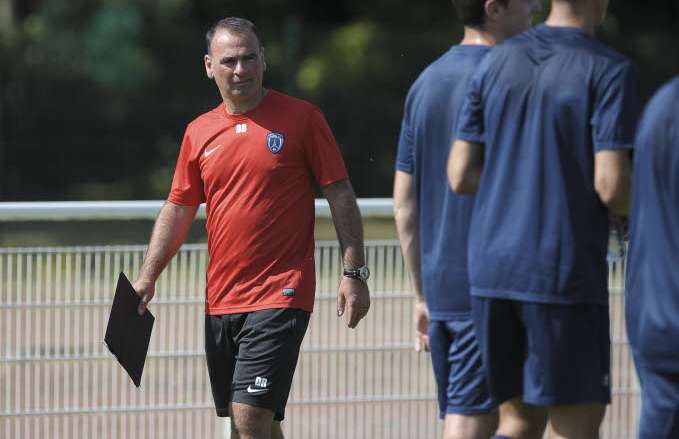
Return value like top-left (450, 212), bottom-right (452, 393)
top-left (460, 26), bottom-right (501, 46)
top-left (545, 2), bottom-right (597, 35)
top-left (224, 88), bottom-right (267, 115)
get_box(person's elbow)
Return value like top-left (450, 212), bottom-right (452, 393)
top-left (447, 160), bottom-right (478, 194)
top-left (595, 173), bottom-right (631, 216)
top-left (447, 140), bottom-right (482, 194)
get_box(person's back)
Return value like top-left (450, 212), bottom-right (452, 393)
top-left (449, 1), bottom-right (639, 438)
top-left (626, 75), bottom-right (679, 439)
top-left (399, 45), bottom-right (490, 318)
top-left (458, 24), bottom-right (638, 305)
top-left (395, 2), bottom-right (540, 438)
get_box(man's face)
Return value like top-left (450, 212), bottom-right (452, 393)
top-left (497, 0), bottom-right (541, 38)
top-left (204, 28), bottom-right (265, 107)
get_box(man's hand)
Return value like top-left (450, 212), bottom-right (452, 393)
top-left (337, 277), bottom-right (371, 329)
top-left (414, 299), bottom-right (429, 352)
top-left (132, 279), bottom-right (155, 316)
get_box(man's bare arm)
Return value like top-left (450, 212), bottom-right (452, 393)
top-left (594, 149), bottom-right (632, 216)
top-left (448, 139), bottom-right (485, 194)
top-left (393, 170), bottom-right (429, 352)
top-left (133, 201), bottom-right (198, 314)
top-left (321, 180), bottom-right (370, 328)
top-left (393, 171), bottom-right (423, 301)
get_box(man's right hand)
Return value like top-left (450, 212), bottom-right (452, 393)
top-left (132, 279), bottom-right (155, 316)
top-left (414, 299), bottom-right (429, 352)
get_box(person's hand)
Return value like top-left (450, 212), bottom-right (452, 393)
top-left (414, 299), bottom-right (429, 352)
top-left (337, 277), bottom-right (370, 328)
top-left (132, 278), bottom-right (155, 316)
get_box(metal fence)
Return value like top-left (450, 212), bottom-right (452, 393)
top-left (0, 201), bottom-right (639, 439)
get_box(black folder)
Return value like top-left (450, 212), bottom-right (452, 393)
top-left (104, 272), bottom-right (155, 387)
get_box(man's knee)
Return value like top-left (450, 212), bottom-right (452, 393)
top-left (230, 402), bottom-right (275, 439)
top-left (443, 412), bottom-right (498, 439)
top-left (549, 403), bottom-right (606, 439)
top-left (496, 398), bottom-right (548, 439)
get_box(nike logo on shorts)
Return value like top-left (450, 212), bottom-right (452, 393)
top-left (246, 385), bottom-right (269, 395)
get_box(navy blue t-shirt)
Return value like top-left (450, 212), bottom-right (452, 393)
top-left (626, 76), bottom-right (679, 371)
top-left (456, 25), bottom-right (639, 305)
top-left (396, 45), bottom-right (491, 319)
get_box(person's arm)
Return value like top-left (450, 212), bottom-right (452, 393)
top-left (448, 139), bottom-right (485, 194)
top-left (393, 170), bottom-right (429, 352)
top-left (133, 201), bottom-right (198, 314)
top-left (594, 149), bottom-right (632, 216)
top-left (321, 179), bottom-right (370, 329)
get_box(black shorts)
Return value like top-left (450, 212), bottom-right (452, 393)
top-left (205, 308), bottom-right (310, 421)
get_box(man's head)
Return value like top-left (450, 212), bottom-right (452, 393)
top-left (551, 0), bottom-right (610, 25)
top-left (204, 17), bottom-right (266, 111)
top-left (452, 0), bottom-right (541, 40)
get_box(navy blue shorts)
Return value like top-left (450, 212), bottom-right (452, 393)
top-left (635, 363), bottom-right (679, 439)
top-left (471, 297), bottom-right (610, 406)
top-left (428, 317), bottom-right (496, 417)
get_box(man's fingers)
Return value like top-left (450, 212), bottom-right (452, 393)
top-left (337, 292), bottom-right (346, 317)
top-left (346, 299), bottom-right (358, 328)
top-left (137, 294), bottom-right (150, 316)
top-left (415, 334), bottom-right (429, 352)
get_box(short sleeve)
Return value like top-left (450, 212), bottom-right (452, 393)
top-left (395, 100), bottom-right (415, 174)
top-left (304, 107), bottom-right (349, 187)
top-left (455, 67), bottom-right (486, 144)
top-left (592, 60), bottom-right (640, 151)
top-left (167, 128), bottom-right (205, 206)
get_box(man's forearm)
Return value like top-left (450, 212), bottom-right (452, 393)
top-left (393, 171), bottom-right (424, 301)
top-left (138, 202), bottom-right (198, 284)
top-left (322, 180), bottom-right (365, 268)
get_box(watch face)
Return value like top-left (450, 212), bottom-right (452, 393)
top-left (358, 266), bottom-right (370, 281)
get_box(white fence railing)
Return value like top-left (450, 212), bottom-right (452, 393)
top-left (0, 200), bottom-right (639, 439)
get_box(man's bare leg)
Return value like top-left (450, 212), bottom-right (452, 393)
top-left (444, 412), bottom-right (498, 439)
top-left (495, 397), bottom-right (548, 439)
top-left (549, 403), bottom-right (606, 439)
top-left (270, 421), bottom-right (284, 439)
top-left (229, 402), bottom-right (276, 439)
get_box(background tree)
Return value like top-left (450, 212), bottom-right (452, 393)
top-left (1, 0), bottom-right (677, 200)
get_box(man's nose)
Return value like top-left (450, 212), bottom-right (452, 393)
top-left (234, 60), bottom-right (247, 75)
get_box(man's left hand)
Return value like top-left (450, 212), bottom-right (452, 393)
top-left (337, 277), bottom-right (371, 328)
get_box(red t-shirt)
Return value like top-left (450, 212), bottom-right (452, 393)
top-left (168, 90), bottom-right (348, 315)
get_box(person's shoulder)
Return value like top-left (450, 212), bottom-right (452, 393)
top-left (587, 38), bottom-right (629, 65)
top-left (407, 47), bottom-right (457, 93)
top-left (185, 104), bottom-right (224, 132)
top-left (266, 89), bottom-right (320, 114)
top-left (650, 75), bottom-right (679, 106)
top-left (643, 75), bottom-right (679, 122)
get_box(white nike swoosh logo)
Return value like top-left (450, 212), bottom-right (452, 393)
top-left (204, 144), bottom-right (223, 157)
top-left (246, 385), bottom-right (269, 394)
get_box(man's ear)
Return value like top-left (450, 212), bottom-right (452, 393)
top-left (261, 47), bottom-right (267, 71)
top-left (204, 54), bottom-right (214, 79)
top-left (484, 0), bottom-right (502, 23)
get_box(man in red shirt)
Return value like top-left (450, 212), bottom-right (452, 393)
top-left (132, 17), bottom-right (371, 439)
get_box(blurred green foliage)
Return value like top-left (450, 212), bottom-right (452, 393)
top-left (1, 0), bottom-right (678, 200)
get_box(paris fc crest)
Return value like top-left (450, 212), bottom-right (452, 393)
top-left (266, 132), bottom-right (284, 154)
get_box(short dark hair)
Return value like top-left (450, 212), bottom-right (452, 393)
top-left (205, 17), bottom-right (263, 53)
top-left (451, 0), bottom-right (510, 26)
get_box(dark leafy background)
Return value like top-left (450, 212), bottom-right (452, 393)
top-left (1, 0), bottom-right (677, 200)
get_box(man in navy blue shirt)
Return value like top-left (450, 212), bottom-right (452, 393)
top-left (626, 76), bottom-right (679, 439)
top-left (394, 1), bottom-right (539, 438)
top-left (449, 0), bottom-right (639, 438)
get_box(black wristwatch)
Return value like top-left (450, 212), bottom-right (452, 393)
top-left (343, 265), bottom-right (370, 282)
